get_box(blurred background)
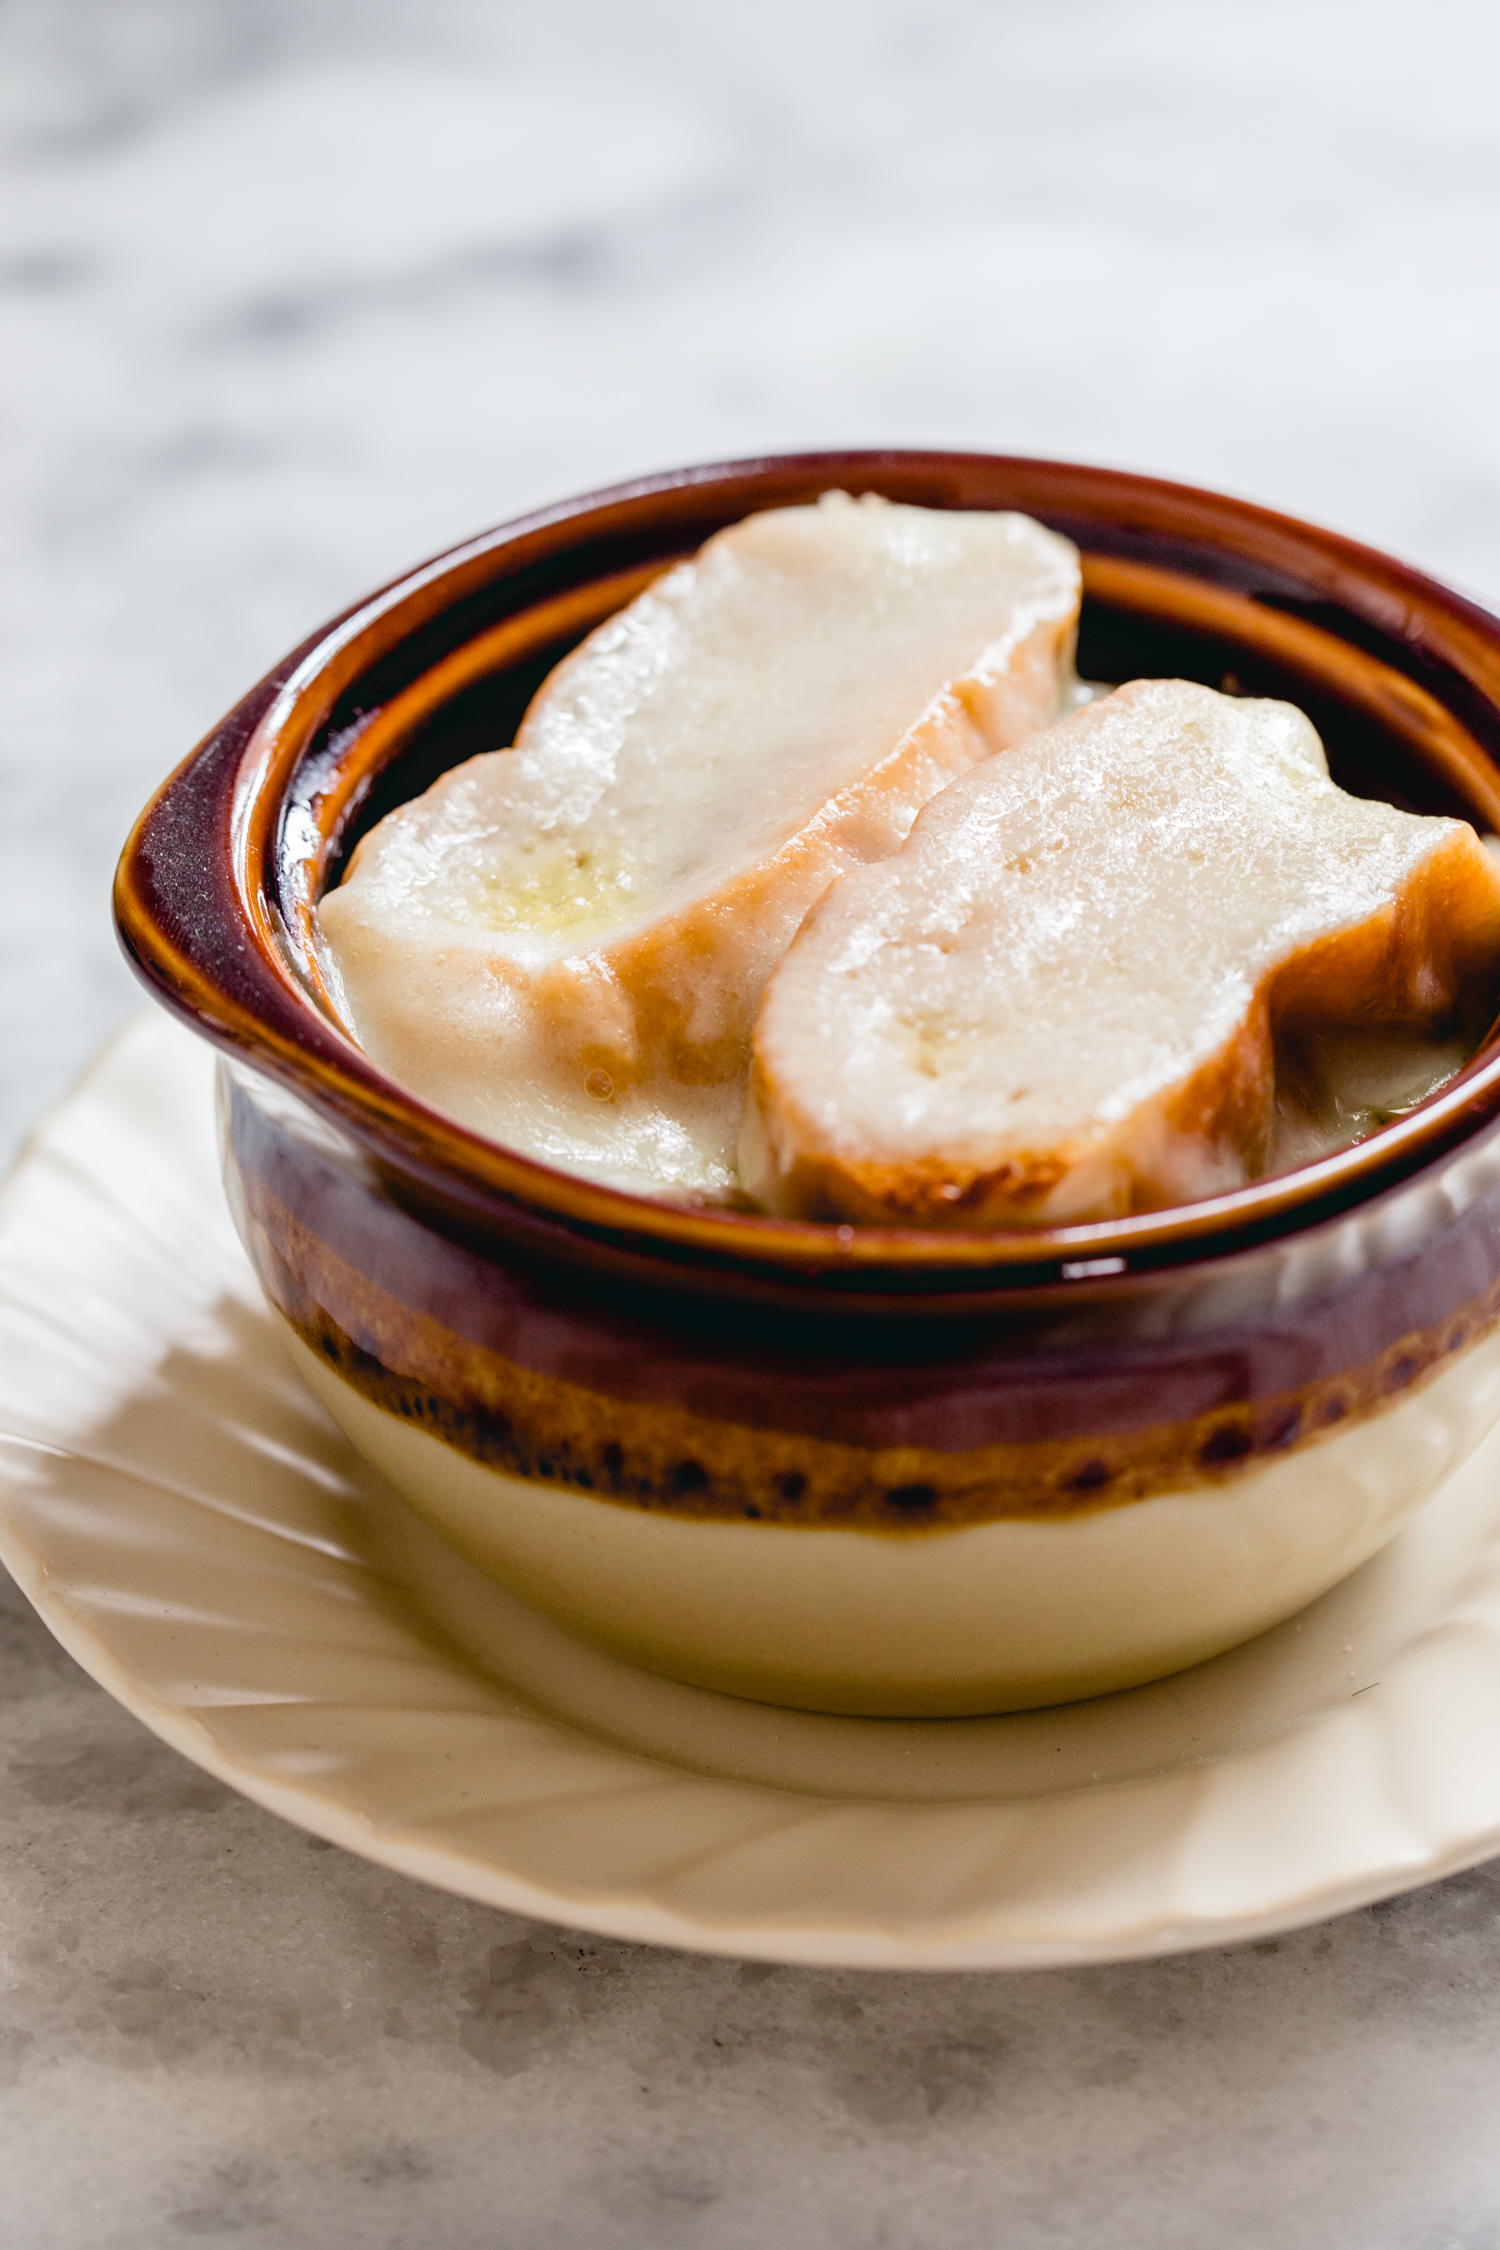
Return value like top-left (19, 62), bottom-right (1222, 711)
top-left (3, 0), bottom-right (1499, 1168)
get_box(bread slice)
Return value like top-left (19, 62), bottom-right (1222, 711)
top-left (744, 679), bottom-right (1500, 1227)
top-left (318, 493), bottom-right (1080, 1196)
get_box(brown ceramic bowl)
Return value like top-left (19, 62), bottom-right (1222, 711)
top-left (114, 451), bottom-right (1500, 1715)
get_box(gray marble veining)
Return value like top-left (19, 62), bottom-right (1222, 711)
top-left (4, 3), bottom-right (1500, 2243)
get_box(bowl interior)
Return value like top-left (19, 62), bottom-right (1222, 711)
top-left (286, 528), bottom-right (1500, 945)
top-left (310, 562), bottom-right (1500, 910)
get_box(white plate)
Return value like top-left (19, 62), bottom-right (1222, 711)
top-left (5, 1016), bottom-right (1500, 1967)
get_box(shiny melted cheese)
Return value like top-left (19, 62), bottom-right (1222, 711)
top-left (318, 494), bottom-right (1081, 1194)
top-left (745, 679), bottom-right (1500, 1226)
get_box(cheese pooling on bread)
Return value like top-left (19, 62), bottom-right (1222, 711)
top-left (744, 679), bottom-right (1500, 1227)
top-left (318, 494), bottom-right (1080, 1196)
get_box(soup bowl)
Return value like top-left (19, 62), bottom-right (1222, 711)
top-left (114, 450), bottom-right (1500, 1715)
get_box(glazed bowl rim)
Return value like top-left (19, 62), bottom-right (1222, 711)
top-left (113, 446), bottom-right (1500, 1291)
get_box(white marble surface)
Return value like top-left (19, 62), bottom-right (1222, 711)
top-left (4, 1), bottom-right (1500, 2242)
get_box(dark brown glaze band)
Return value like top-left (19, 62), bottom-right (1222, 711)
top-left (224, 1071), bottom-right (1500, 1441)
top-left (228, 1072), bottom-right (1500, 1529)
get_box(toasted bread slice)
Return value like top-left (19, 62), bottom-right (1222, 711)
top-left (318, 493), bottom-right (1080, 1195)
top-left (744, 679), bottom-right (1500, 1227)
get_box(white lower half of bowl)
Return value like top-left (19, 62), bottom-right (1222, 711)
top-left (282, 1319), bottom-right (1500, 1717)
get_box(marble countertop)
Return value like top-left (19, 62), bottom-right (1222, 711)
top-left (5, 2), bottom-right (1500, 2241)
